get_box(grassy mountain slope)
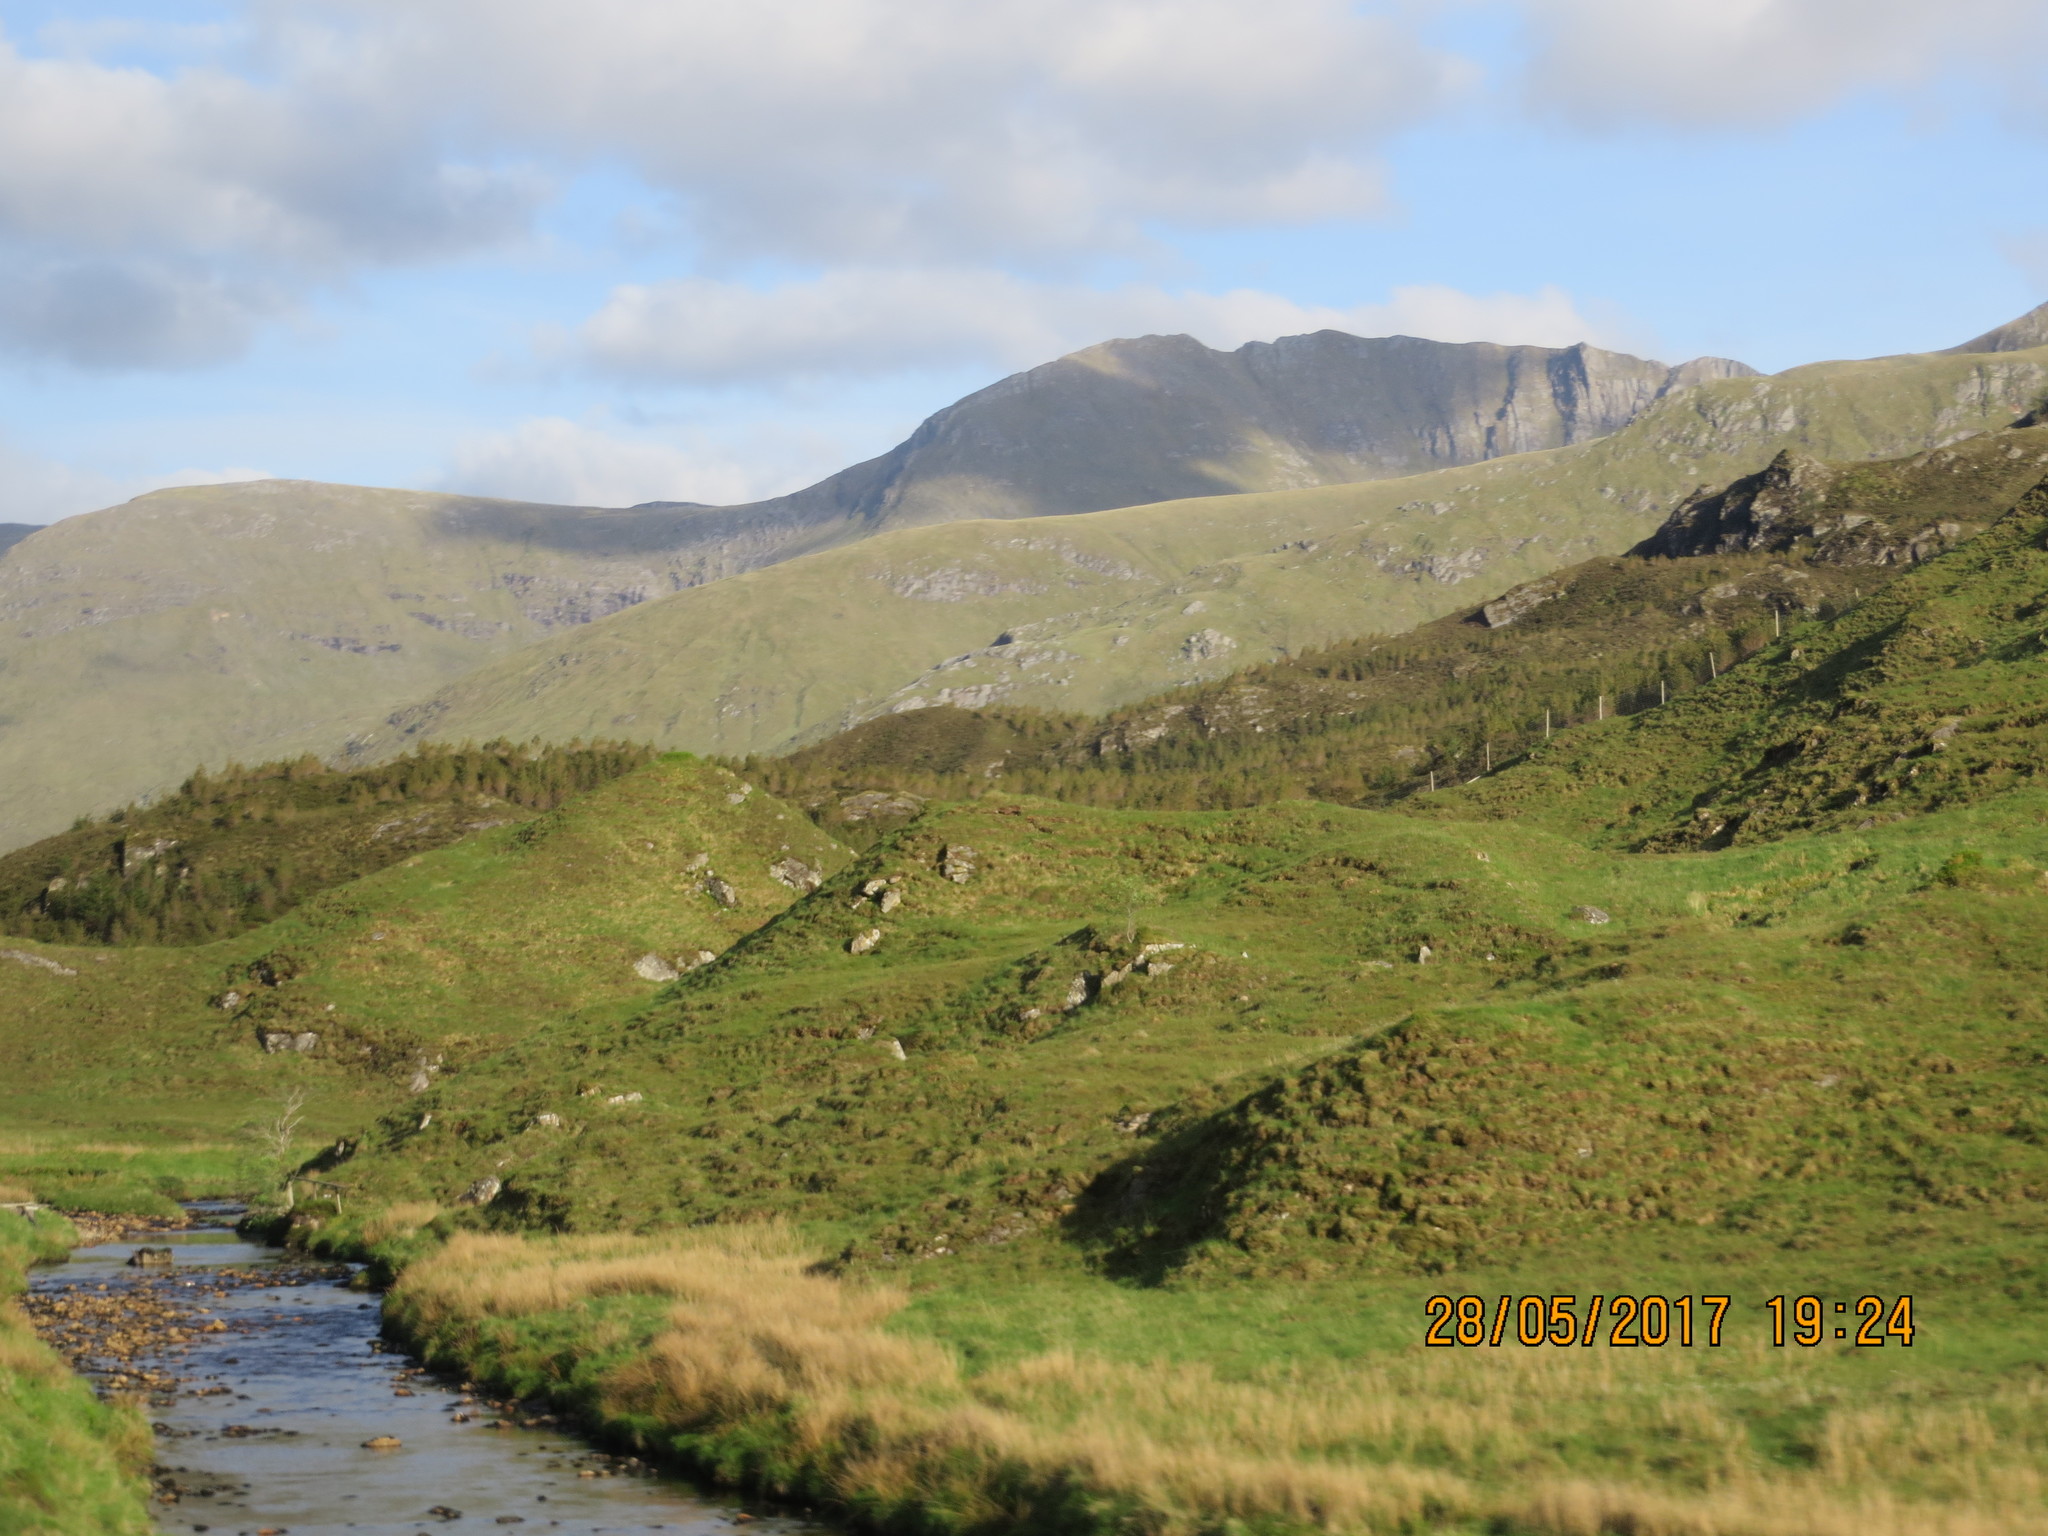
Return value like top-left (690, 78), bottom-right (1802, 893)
top-left (0, 480), bottom-right (795, 852)
top-left (387, 344), bottom-right (2048, 764)
top-left (0, 755), bottom-right (847, 1142)
top-left (0, 522), bottom-right (34, 556)
top-left (1427, 472), bottom-right (2048, 847)
top-left (747, 423), bottom-right (2048, 816)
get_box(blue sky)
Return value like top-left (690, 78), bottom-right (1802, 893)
top-left (1, 0), bottom-right (2044, 522)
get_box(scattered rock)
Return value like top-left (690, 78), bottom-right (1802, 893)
top-left (726, 782), bottom-right (754, 805)
top-left (839, 790), bottom-right (925, 823)
top-left (859, 878), bottom-right (891, 897)
top-left (605, 1091), bottom-right (644, 1105)
top-left (1114, 1111), bottom-right (1152, 1134)
top-left (530, 1113), bottom-right (563, 1130)
top-left (1, 946), bottom-right (80, 978)
top-left (1063, 975), bottom-right (1091, 1011)
top-left (407, 1070), bottom-right (433, 1094)
top-left (1573, 905), bottom-right (1612, 924)
top-left (456, 1177), bottom-right (501, 1207)
top-left (633, 953), bottom-right (680, 982)
top-left (703, 875), bottom-right (740, 909)
top-left (848, 928), bottom-right (882, 955)
top-left (680, 950), bottom-right (717, 970)
top-left (769, 856), bottom-right (823, 892)
top-left (428, 1504), bottom-right (462, 1519)
top-left (1480, 578), bottom-right (1561, 629)
top-left (363, 1435), bottom-right (403, 1450)
top-left (939, 844), bottom-right (978, 883)
top-left (219, 990), bottom-right (244, 1009)
top-left (887, 1038), bottom-right (908, 1061)
top-left (127, 1247), bottom-right (174, 1268)
top-left (1417, 944), bottom-right (1433, 964)
top-left (878, 888), bottom-right (903, 914)
top-left (685, 852), bottom-right (709, 872)
top-left (1179, 628), bottom-right (1238, 662)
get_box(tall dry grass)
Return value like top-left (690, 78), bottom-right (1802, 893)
top-left (395, 1232), bottom-right (2048, 1536)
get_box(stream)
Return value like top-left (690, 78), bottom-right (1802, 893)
top-left (29, 1211), bottom-right (815, 1536)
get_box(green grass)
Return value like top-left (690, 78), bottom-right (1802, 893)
top-left (0, 1214), bottom-right (154, 1536)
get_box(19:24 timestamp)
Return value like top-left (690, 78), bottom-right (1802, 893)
top-left (1766, 1294), bottom-right (1915, 1347)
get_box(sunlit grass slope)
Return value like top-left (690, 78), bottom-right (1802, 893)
top-left (0, 756), bottom-right (848, 1143)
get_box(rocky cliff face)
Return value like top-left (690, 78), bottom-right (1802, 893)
top-left (1628, 434), bottom-right (2041, 568)
top-left (664, 332), bottom-right (1755, 539)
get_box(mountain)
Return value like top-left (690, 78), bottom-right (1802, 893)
top-left (647, 333), bottom-right (1755, 541)
top-left (0, 523), bottom-right (35, 556)
top-left (0, 332), bottom-right (1741, 857)
top-left (0, 313), bottom-right (2037, 856)
top-left (372, 340), bottom-right (2048, 768)
top-left (1945, 297), bottom-right (2048, 354)
top-left (0, 480), bottom-right (819, 855)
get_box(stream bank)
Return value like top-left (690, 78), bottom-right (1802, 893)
top-left (23, 1214), bottom-right (816, 1536)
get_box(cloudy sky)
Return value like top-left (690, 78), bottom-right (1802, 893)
top-left (2, 0), bottom-right (2045, 522)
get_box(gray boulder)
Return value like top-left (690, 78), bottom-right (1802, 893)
top-left (634, 953), bottom-right (680, 982)
top-left (770, 857), bottom-right (822, 892)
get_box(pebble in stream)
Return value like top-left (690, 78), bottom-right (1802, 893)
top-left (29, 1224), bottom-right (820, 1536)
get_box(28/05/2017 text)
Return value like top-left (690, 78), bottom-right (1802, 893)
top-left (1423, 1294), bottom-right (1916, 1348)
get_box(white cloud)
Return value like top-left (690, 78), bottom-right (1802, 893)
top-left (0, 23), bottom-right (538, 367)
top-left (1512, 0), bottom-right (2048, 126)
top-left (573, 269), bottom-right (1626, 385)
top-left (284, 0), bottom-right (1451, 263)
top-left (0, 435), bottom-right (270, 524)
top-left (438, 417), bottom-right (853, 508)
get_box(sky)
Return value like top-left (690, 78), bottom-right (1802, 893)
top-left (1, 0), bottom-right (2045, 523)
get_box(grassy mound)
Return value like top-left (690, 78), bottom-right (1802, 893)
top-left (0, 741), bottom-right (653, 946)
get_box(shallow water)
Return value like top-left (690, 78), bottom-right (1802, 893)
top-left (33, 1220), bottom-right (812, 1536)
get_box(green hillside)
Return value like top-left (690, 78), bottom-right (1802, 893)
top-left (0, 755), bottom-right (847, 1145)
top-left (1431, 472), bottom-right (2048, 847)
top-left (386, 344), bottom-right (2048, 765)
top-left (743, 420), bottom-right (2048, 818)
top-left (0, 741), bottom-right (652, 946)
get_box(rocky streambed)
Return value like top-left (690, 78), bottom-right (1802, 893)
top-left (26, 1216), bottom-right (814, 1536)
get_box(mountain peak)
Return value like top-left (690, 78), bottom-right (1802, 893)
top-left (1945, 300), bottom-right (2048, 355)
